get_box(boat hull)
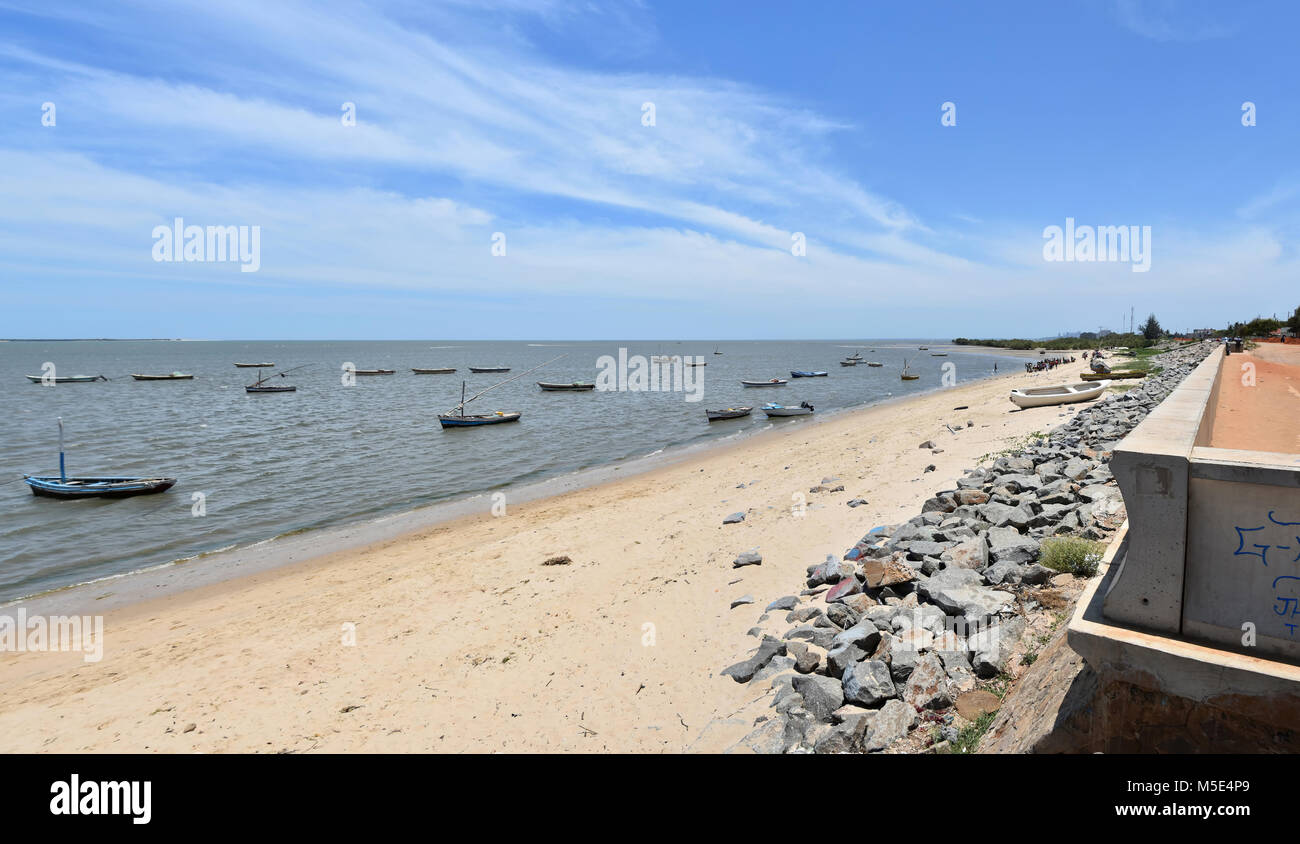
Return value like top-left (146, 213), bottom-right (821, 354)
top-left (412, 368), bottom-right (456, 374)
top-left (1009, 381), bottom-right (1109, 408)
top-left (25, 476), bottom-right (177, 499)
top-left (706, 407), bottom-right (752, 420)
top-left (469, 367), bottom-right (510, 373)
top-left (246, 386), bottom-right (296, 393)
top-left (352, 370), bottom-right (395, 375)
top-left (741, 380), bottom-right (787, 387)
top-left (234, 363), bottom-right (275, 368)
top-left (537, 382), bottom-right (595, 391)
top-left (25, 375), bottom-right (103, 383)
top-left (1079, 370), bottom-right (1144, 381)
top-left (438, 412), bottom-right (522, 427)
top-left (790, 371), bottom-right (828, 378)
top-left (762, 408), bottom-right (813, 417)
top-left (131, 373), bottom-right (193, 380)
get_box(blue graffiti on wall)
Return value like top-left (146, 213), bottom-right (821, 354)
top-left (1235, 512), bottom-right (1300, 637)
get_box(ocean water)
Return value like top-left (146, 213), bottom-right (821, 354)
top-left (0, 339), bottom-right (1023, 601)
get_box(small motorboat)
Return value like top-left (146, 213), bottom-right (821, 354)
top-left (790, 370), bottom-right (828, 378)
top-left (131, 372), bottom-right (194, 381)
top-left (438, 411), bottom-right (522, 427)
top-left (1079, 370), bottom-right (1145, 381)
top-left (412, 367), bottom-right (456, 374)
top-left (762, 401), bottom-right (814, 417)
top-left (352, 368), bottom-right (395, 375)
top-left (24, 418), bottom-right (176, 500)
top-left (538, 381), bottom-right (596, 391)
top-left (706, 406), bottom-right (752, 421)
top-left (741, 378), bottom-right (788, 387)
top-left (25, 374), bottom-right (107, 383)
top-left (234, 362), bottom-right (275, 368)
top-left (1009, 380), bottom-right (1110, 409)
top-left (469, 366), bottom-right (511, 373)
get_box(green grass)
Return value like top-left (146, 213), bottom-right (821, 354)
top-left (946, 711), bottom-right (998, 754)
top-left (1038, 536), bottom-right (1105, 577)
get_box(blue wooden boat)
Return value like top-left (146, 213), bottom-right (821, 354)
top-left (24, 418), bottom-right (176, 500)
top-left (790, 370), bottom-right (828, 378)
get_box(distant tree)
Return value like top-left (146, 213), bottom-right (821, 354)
top-left (1288, 306), bottom-right (1300, 334)
top-left (1142, 313), bottom-right (1162, 340)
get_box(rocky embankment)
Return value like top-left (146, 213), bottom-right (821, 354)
top-left (721, 343), bottom-right (1213, 753)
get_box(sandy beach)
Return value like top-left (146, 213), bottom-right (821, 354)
top-left (0, 365), bottom-right (1103, 753)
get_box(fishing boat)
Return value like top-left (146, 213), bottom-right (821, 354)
top-left (918, 346), bottom-right (929, 351)
top-left (234, 362), bottom-right (275, 368)
top-left (352, 368), bottom-right (395, 375)
top-left (706, 406), bottom-right (752, 421)
top-left (845, 351), bottom-right (863, 361)
top-left (839, 359), bottom-right (858, 366)
top-left (1009, 380), bottom-right (1109, 409)
top-left (469, 366), bottom-right (511, 373)
top-left (1079, 370), bottom-right (1145, 381)
top-left (245, 364), bottom-right (308, 394)
top-left (741, 378), bottom-right (788, 387)
top-left (25, 374), bottom-right (107, 383)
top-left (130, 372), bottom-right (193, 381)
top-left (438, 355), bottom-right (564, 428)
top-left (537, 381), bottom-right (595, 391)
top-left (23, 418), bottom-right (176, 500)
top-left (866, 362), bottom-right (883, 367)
top-left (790, 370), bottom-right (828, 378)
top-left (900, 359), bottom-right (919, 380)
top-left (713, 346), bottom-right (723, 355)
top-left (930, 353), bottom-right (948, 357)
top-left (762, 401), bottom-right (814, 417)
top-left (412, 367), bottom-right (457, 374)
top-left (686, 361), bottom-right (707, 367)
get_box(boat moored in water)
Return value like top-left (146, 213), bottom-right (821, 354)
top-left (469, 366), bottom-right (511, 373)
top-left (234, 362), bottom-right (275, 368)
top-left (130, 372), bottom-right (193, 381)
top-left (790, 370), bottom-right (828, 378)
top-left (24, 418), bottom-right (176, 500)
top-left (412, 367), bottom-right (456, 374)
top-left (537, 381), bottom-right (595, 391)
top-left (706, 406), bottom-right (752, 421)
top-left (762, 401), bottom-right (814, 417)
top-left (25, 374), bottom-right (107, 383)
top-left (741, 378), bottom-right (788, 387)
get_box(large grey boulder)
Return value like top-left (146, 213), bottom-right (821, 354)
top-left (865, 698), bottom-right (918, 752)
top-left (986, 526), bottom-right (1040, 565)
top-left (902, 653), bottom-right (953, 709)
top-left (792, 674), bottom-right (845, 722)
top-left (721, 635), bottom-right (787, 683)
top-left (842, 659), bottom-right (897, 707)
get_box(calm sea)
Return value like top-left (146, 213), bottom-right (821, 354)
top-left (0, 339), bottom-right (1024, 601)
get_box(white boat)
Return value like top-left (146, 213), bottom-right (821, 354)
top-left (762, 401), bottom-right (814, 417)
top-left (741, 378), bottom-right (788, 387)
top-left (1009, 380), bottom-right (1110, 409)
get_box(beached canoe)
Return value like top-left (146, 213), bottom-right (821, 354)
top-left (762, 401), bottom-right (814, 417)
top-left (469, 366), bottom-right (511, 373)
top-left (1079, 370), bottom-right (1145, 381)
top-left (438, 411), bottom-right (521, 427)
top-left (1009, 380), bottom-right (1109, 409)
top-left (412, 367), bottom-right (456, 374)
top-left (537, 381), bottom-right (595, 391)
top-left (741, 378), bottom-right (787, 387)
top-left (706, 406), bottom-right (752, 421)
top-left (130, 372), bottom-right (193, 380)
top-left (790, 370), bottom-right (828, 378)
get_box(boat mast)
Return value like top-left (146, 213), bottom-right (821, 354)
top-left (57, 416), bottom-right (66, 482)
top-left (450, 354), bottom-right (567, 414)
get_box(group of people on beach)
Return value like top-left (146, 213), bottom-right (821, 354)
top-left (1023, 355), bottom-right (1077, 372)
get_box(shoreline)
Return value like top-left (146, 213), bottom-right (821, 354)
top-left (7, 362), bottom-right (1039, 616)
top-left (0, 363), bottom-right (1097, 753)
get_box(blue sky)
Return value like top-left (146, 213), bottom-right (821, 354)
top-left (0, 0), bottom-right (1296, 339)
